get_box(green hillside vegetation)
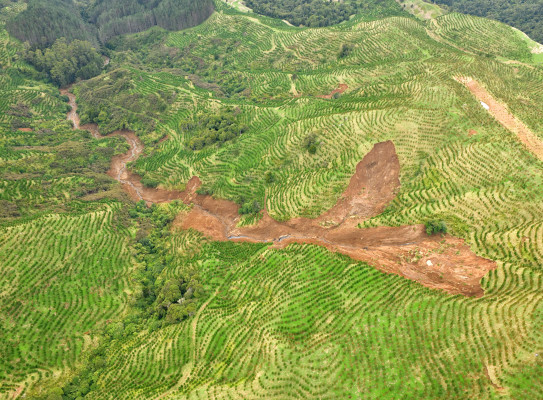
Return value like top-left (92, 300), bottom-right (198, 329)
top-left (244, 0), bottom-right (404, 27)
top-left (74, 68), bottom-right (170, 137)
top-left (49, 240), bottom-right (543, 399)
top-left (184, 109), bottom-right (248, 150)
top-left (0, 7), bottom-right (136, 398)
top-left (6, 0), bottom-right (214, 48)
top-left (5, 0), bottom-right (97, 49)
top-left (1, 0), bottom-right (543, 398)
top-left (87, 0), bottom-right (215, 43)
top-left (24, 38), bottom-right (104, 87)
top-left (433, 0), bottom-right (543, 43)
top-left (0, 33), bottom-right (128, 222)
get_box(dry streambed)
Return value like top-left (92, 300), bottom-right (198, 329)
top-left (63, 88), bottom-right (496, 297)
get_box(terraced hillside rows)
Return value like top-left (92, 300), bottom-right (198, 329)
top-left (1, 0), bottom-right (543, 398)
top-left (79, 239), bottom-right (543, 399)
top-left (91, 6), bottom-right (543, 277)
top-left (69, 5), bottom-right (543, 396)
top-left (0, 206), bottom-right (133, 397)
top-left (0, 4), bottom-right (136, 397)
top-left (106, 10), bottom-right (543, 220)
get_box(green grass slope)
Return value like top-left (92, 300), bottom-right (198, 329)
top-left (1, 0), bottom-right (543, 398)
top-left (0, 5), bottom-right (135, 397)
top-left (0, 206), bottom-right (133, 396)
top-left (80, 238), bottom-right (543, 399)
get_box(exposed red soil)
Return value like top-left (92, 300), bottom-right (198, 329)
top-left (17, 128), bottom-right (32, 132)
top-left (158, 134), bottom-right (169, 143)
top-left (468, 129), bottom-right (477, 136)
top-left (11, 385), bottom-right (24, 399)
top-left (457, 77), bottom-right (543, 161)
top-left (172, 141), bottom-right (495, 297)
top-left (317, 83), bottom-right (348, 99)
top-left (64, 88), bottom-right (496, 297)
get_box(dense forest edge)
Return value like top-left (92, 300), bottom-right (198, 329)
top-left (243, 0), bottom-right (405, 27)
top-left (3, 0), bottom-right (214, 86)
top-left (431, 0), bottom-right (543, 43)
top-left (6, 0), bottom-right (214, 49)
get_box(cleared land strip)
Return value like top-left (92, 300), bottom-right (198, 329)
top-left (457, 77), bottom-right (543, 161)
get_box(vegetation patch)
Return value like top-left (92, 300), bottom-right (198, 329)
top-left (24, 38), bottom-right (103, 87)
top-left (425, 220), bottom-right (448, 235)
top-left (75, 69), bottom-right (169, 135)
top-left (87, 0), bottom-right (215, 43)
top-left (244, 0), bottom-right (404, 27)
top-left (5, 0), bottom-right (98, 49)
top-left (6, 0), bottom-right (214, 48)
top-left (183, 108), bottom-right (248, 150)
top-left (433, 0), bottom-right (543, 43)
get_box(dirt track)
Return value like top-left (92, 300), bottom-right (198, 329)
top-left (64, 88), bottom-right (496, 297)
top-left (457, 77), bottom-right (543, 161)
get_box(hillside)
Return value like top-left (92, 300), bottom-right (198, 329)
top-left (1, 0), bottom-right (543, 398)
top-left (5, 0), bottom-right (97, 48)
top-left (243, 0), bottom-right (404, 27)
top-left (87, 0), bottom-right (215, 43)
top-left (432, 0), bottom-right (543, 43)
top-left (5, 0), bottom-right (214, 48)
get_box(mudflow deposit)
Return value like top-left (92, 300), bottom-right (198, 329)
top-left (63, 88), bottom-right (496, 297)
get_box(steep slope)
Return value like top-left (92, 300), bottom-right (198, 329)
top-left (5, 0), bottom-right (214, 47)
top-left (433, 0), bottom-right (543, 43)
top-left (88, 0), bottom-right (215, 43)
top-left (1, 0), bottom-right (543, 398)
top-left (5, 0), bottom-right (97, 48)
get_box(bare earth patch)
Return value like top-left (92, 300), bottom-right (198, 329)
top-left (173, 141), bottom-right (495, 297)
top-left (456, 77), bottom-right (543, 161)
top-left (317, 83), bottom-right (348, 99)
top-left (65, 89), bottom-right (496, 297)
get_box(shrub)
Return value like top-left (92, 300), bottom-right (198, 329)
top-left (338, 43), bottom-right (354, 58)
top-left (265, 171), bottom-right (275, 184)
top-left (185, 109), bottom-right (248, 150)
top-left (24, 38), bottom-right (103, 87)
top-left (302, 133), bottom-right (319, 154)
top-left (142, 176), bottom-right (160, 188)
top-left (425, 220), bottom-right (448, 235)
top-left (239, 200), bottom-right (261, 215)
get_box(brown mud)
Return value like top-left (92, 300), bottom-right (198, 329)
top-left (63, 88), bottom-right (496, 297)
top-left (317, 83), bottom-right (348, 99)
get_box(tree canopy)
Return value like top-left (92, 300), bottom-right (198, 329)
top-left (244, 0), bottom-right (403, 27)
top-left (183, 109), bottom-right (248, 151)
top-left (86, 0), bottom-right (215, 43)
top-left (433, 0), bottom-right (543, 43)
top-left (6, 0), bottom-right (97, 49)
top-left (24, 38), bottom-right (103, 87)
top-left (6, 0), bottom-right (214, 48)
